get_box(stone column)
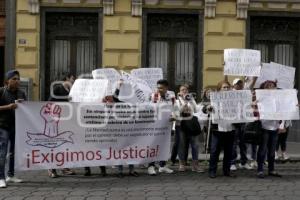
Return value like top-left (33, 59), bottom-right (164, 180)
top-left (4, 0), bottom-right (16, 71)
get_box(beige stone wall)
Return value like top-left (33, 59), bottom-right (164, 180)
top-left (16, 0), bottom-right (40, 100)
top-left (249, 0), bottom-right (300, 11)
top-left (17, 0), bottom-right (299, 98)
top-left (41, 0), bottom-right (102, 7)
top-left (102, 0), bottom-right (141, 71)
top-left (203, 0), bottom-right (246, 88)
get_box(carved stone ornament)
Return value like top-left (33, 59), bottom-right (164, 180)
top-left (28, 0), bottom-right (40, 14)
top-left (103, 0), bottom-right (114, 16)
top-left (132, 0), bottom-right (143, 17)
top-left (205, 0), bottom-right (217, 18)
top-left (237, 0), bottom-right (249, 19)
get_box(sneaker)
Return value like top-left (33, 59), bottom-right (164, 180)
top-left (158, 166), bottom-right (173, 174)
top-left (48, 169), bottom-right (58, 178)
top-left (117, 172), bottom-right (124, 178)
top-left (282, 152), bottom-right (289, 160)
top-left (230, 164), bottom-right (237, 171)
top-left (250, 161), bottom-right (257, 168)
top-left (209, 172), bottom-right (216, 178)
top-left (257, 171), bottom-right (265, 179)
top-left (224, 172), bottom-right (237, 178)
top-left (129, 171), bottom-right (139, 177)
top-left (268, 171), bottom-right (282, 177)
top-left (0, 179), bottom-right (6, 188)
top-left (6, 176), bottom-right (23, 183)
top-left (178, 164), bottom-right (186, 172)
top-left (239, 163), bottom-right (253, 170)
top-left (147, 166), bottom-right (156, 176)
top-left (191, 161), bottom-right (205, 173)
top-left (84, 167), bottom-right (91, 176)
top-left (61, 168), bottom-right (76, 175)
top-left (275, 151), bottom-right (279, 160)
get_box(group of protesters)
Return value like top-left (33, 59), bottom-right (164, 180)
top-left (0, 66), bottom-right (297, 189)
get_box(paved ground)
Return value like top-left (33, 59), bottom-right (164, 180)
top-left (1, 161), bottom-right (300, 200)
top-left (1, 142), bottom-right (300, 200)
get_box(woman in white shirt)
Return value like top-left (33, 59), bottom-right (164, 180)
top-left (176, 84), bottom-right (203, 173)
top-left (257, 80), bottom-right (281, 178)
top-left (204, 80), bottom-right (235, 178)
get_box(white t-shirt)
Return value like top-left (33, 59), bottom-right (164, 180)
top-left (261, 120), bottom-right (280, 131)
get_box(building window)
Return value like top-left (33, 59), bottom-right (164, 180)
top-left (42, 10), bottom-right (101, 100)
top-left (143, 11), bottom-right (202, 93)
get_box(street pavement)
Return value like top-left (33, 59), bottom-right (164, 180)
top-left (0, 142), bottom-right (300, 200)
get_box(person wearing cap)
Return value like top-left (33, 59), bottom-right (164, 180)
top-left (0, 70), bottom-right (26, 188)
top-left (230, 78), bottom-right (253, 172)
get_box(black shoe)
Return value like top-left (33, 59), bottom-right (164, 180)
top-left (224, 173), bottom-right (236, 178)
top-left (84, 167), bottom-right (91, 176)
top-left (129, 171), bottom-right (139, 177)
top-left (209, 172), bottom-right (216, 178)
top-left (100, 167), bottom-right (107, 177)
top-left (257, 172), bottom-right (264, 179)
top-left (48, 169), bottom-right (58, 178)
top-left (268, 171), bottom-right (282, 177)
top-left (117, 172), bottom-right (124, 178)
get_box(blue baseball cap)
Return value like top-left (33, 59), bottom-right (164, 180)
top-left (5, 70), bottom-right (20, 80)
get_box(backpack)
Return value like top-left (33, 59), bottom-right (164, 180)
top-left (181, 116), bottom-right (202, 136)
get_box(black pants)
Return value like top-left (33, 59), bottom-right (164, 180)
top-left (231, 124), bottom-right (248, 165)
top-left (257, 129), bottom-right (278, 173)
top-left (7, 127), bottom-right (15, 177)
top-left (209, 130), bottom-right (235, 175)
top-left (276, 128), bottom-right (289, 152)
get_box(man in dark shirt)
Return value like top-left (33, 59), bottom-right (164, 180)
top-left (0, 70), bottom-right (26, 188)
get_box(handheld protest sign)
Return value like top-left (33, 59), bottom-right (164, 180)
top-left (224, 48), bottom-right (261, 77)
top-left (92, 68), bottom-right (121, 95)
top-left (69, 79), bottom-right (109, 102)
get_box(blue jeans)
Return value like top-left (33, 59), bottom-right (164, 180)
top-left (257, 129), bottom-right (278, 173)
top-left (178, 128), bottom-right (200, 161)
top-left (209, 131), bottom-right (235, 175)
top-left (0, 128), bottom-right (9, 179)
top-left (231, 124), bottom-right (248, 165)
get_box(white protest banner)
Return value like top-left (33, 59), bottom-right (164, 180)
top-left (270, 62), bottom-right (295, 89)
top-left (254, 62), bottom-right (295, 89)
top-left (69, 79), bottom-right (108, 102)
top-left (210, 90), bottom-right (256, 123)
top-left (255, 89), bottom-right (299, 120)
top-left (92, 68), bottom-right (121, 94)
top-left (254, 63), bottom-right (275, 88)
top-left (131, 68), bottom-right (163, 91)
top-left (15, 102), bottom-right (172, 171)
top-left (118, 71), bottom-right (152, 104)
top-left (224, 49), bottom-right (261, 76)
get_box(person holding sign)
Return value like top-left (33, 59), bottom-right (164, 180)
top-left (0, 70), bottom-right (26, 188)
top-left (230, 78), bottom-right (253, 171)
top-left (176, 84), bottom-right (204, 173)
top-left (147, 79), bottom-right (174, 176)
top-left (47, 73), bottom-right (77, 178)
top-left (203, 80), bottom-right (235, 178)
top-left (108, 80), bottom-right (139, 178)
top-left (257, 80), bottom-right (282, 178)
